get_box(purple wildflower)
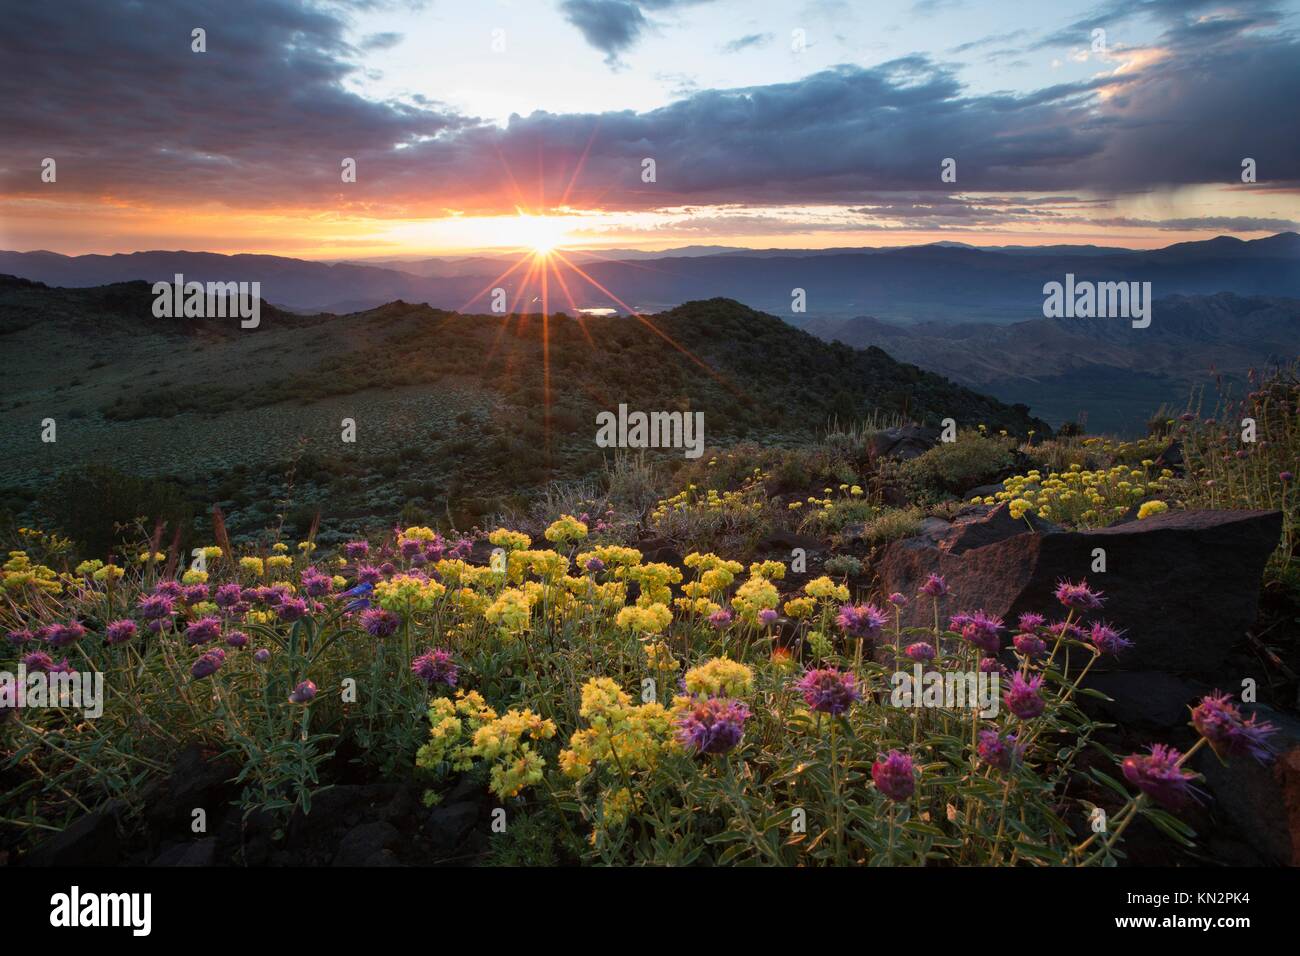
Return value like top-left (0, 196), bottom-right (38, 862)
top-left (957, 611), bottom-right (1003, 654)
top-left (214, 583), bottom-right (244, 609)
top-left (904, 642), bottom-right (935, 662)
top-left (191, 648), bottom-right (225, 680)
top-left (45, 622), bottom-right (86, 647)
top-left (360, 608), bottom-right (400, 637)
top-left (795, 667), bottom-right (860, 715)
top-left (356, 565), bottom-right (383, 585)
top-left (584, 557), bottom-right (606, 574)
top-left (1121, 744), bottom-right (1199, 808)
top-left (977, 730), bottom-right (1025, 771)
top-left (276, 597), bottom-right (309, 622)
top-left (289, 680), bottom-right (317, 704)
top-left (1191, 693), bottom-right (1277, 763)
top-left (708, 608), bottom-right (733, 629)
top-left (185, 616), bottom-right (222, 646)
top-left (920, 573), bottom-right (948, 598)
top-left (138, 593), bottom-right (175, 620)
top-left (253, 648), bottom-right (271, 663)
top-left (1017, 612), bottom-right (1045, 632)
top-left (837, 603), bottom-right (887, 639)
top-left (888, 592), bottom-right (908, 608)
top-left (1054, 578), bottom-right (1105, 611)
top-left (21, 651), bottom-right (55, 673)
top-left (182, 584), bottom-right (208, 604)
top-left (871, 750), bottom-right (916, 802)
top-left (1013, 633), bottom-right (1047, 659)
top-left (6, 629), bottom-right (34, 646)
top-left (674, 697), bottom-right (750, 755)
top-left (1003, 672), bottom-right (1045, 720)
top-left (342, 541), bottom-right (370, 560)
top-left (411, 649), bottom-right (459, 688)
top-left (225, 630), bottom-right (250, 649)
top-left (1087, 621), bottom-right (1132, 656)
top-left (104, 620), bottom-right (137, 645)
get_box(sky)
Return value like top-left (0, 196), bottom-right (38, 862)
top-left (1, 0), bottom-right (1299, 257)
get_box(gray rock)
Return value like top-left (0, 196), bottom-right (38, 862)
top-left (332, 821), bottom-right (400, 867)
top-left (426, 802), bottom-right (479, 856)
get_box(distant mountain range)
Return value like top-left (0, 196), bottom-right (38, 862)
top-left (806, 293), bottom-right (1300, 433)
top-left (3, 233), bottom-right (1297, 320)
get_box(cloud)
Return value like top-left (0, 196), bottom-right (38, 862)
top-left (559, 0), bottom-right (648, 65)
top-left (0, 0), bottom-right (1296, 232)
top-left (721, 32), bottom-right (774, 54)
top-left (559, 0), bottom-right (716, 65)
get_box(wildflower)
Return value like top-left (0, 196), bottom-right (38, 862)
top-left (1281, 471), bottom-right (1293, 483)
top-left (871, 750), bottom-right (916, 802)
top-left (684, 658), bottom-right (754, 697)
top-left (214, 583), bottom-right (243, 609)
top-left (182, 584), bottom-right (209, 603)
top-left (276, 597), bottom-right (309, 622)
top-left (253, 648), bottom-right (271, 663)
top-left (21, 651), bottom-right (55, 672)
top-left (544, 514), bottom-right (589, 545)
top-left (795, 667), bottom-right (860, 715)
top-left (289, 680), bottom-right (317, 704)
top-left (6, 629), bottom-right (33, 645)
top-left (977, 730), bottom-right (1024, 771)
top-left (708, 608), bottom-right (733, 629)
top-left (888, 592), bottom-right (908, 607)
top-left (191, 648), bottom-right (225, 680)
top-left (225, 630), bottom-right (249, 649)
top-left (360, 608), bottom-right (400, 637)
top-left (584, 557), bottom-right (606, 574)
top-left (904, 642), bottom-right (935, 662)
top-left (1191, 693), bottom-right (1277, 762)
top-left (920, 573), bottom-right (947, 597)
top-left (45, 622), bottom-right (86, 647)
top-left (1121, 744), bottom-right (1199, 808)
top-left (1012, 633), bottom-right (1046, 659)
top-left (1017, 612), bottom-right (1045, 631)
top-left (837, 603), bottom-right (887, 639)
top-left (1137, 500), bottom-right (1169, 520)
top-left (1054, 578), bottom-right (1104, 611)
top-left (411, 649), bottom-right (458, 689)
top-left (1003, 672), bottom-right (1045, 720)
top-left (757, 608), bottom-right (779, 628)
top-left (300, 567), bottom-right (334, 597)
top-left (185, 616), bottom-right (222, 646)
top-left (674, 697), bottom-right (750, 755)
top-left (1087, 621), bottom-right (1132, 656)
top-left (104, 620), bottom-right (137, 645)
top-left (956, 611), bottom-right (1003, 654)
top-left (342, 541), bottom-right (370, 560)
top-left (805, 576), bottom-right (850, 603)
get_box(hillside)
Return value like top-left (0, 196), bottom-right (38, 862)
top-left (0, 278), bottom-right (1046, 547)
top-left (806, 293), bottom-right (1300, 433)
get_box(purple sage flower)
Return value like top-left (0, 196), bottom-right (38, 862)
top-left (1013, 633), bottom-right (1046, 658)
top-left (1088, 621), bottom-right (1132, 657)
top-left (674, 696), bottom-right (750, 755)
top-left (837, 603), bottom-right (887, 639)
top-left (920, 574), bottom-right (948, 598)
top-left (360, 608), bottom-right (400, 637)
top-left (871, 750), bottom-right (916, 802)
top-left (795, 667), bottom-right (860, 715)
top-left (411, 648), bottom-right (458, 688)
top-left (903, 642), bottom-right (935, 662)
top-left (1003, 672), bottom-right (1045, 720)
top-left (289, 680), bottom-right (317, 704)
top-left (1054, 578), bottom-right (1104, 611)
top-left (977, 730), bottom-right (1024, 771)
top-left (253, 648), bottom-right (271, 663)
top-left (1191, 693), bottom-right (1277, 763)
top-left (191, 648), bottom-right (225, 680)
top-left (1121, 744), bottom-right (1199, 808)
top-left (185, 616), bottom-right (222, 646)
top-left (104, 620), bottom-right (137, 645)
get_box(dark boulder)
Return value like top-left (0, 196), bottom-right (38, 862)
top-left (151, 837), bottom-right (218, 867)
top-left (867, 425), bottom-right (941, 462)
top-left (875, 504), bottom-right (1281, 674)
top-left (425, 801), bottom-right (480, 857)
top-left (25, 803), bottom-right (123, 866)
top-left (1194, 704), bottom-right (1300, 866)
top-left (332, 821), bottom-right (401, 867)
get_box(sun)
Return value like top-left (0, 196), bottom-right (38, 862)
top-left (513, 211), bottom-right (569, 257)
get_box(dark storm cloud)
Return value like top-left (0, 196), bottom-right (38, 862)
top-left (559, 0), bottom-right (715, 65)
top-left (721, 32), bottom-right (774, 54)
top-left (1, 0), bottom-right (1297, 218)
